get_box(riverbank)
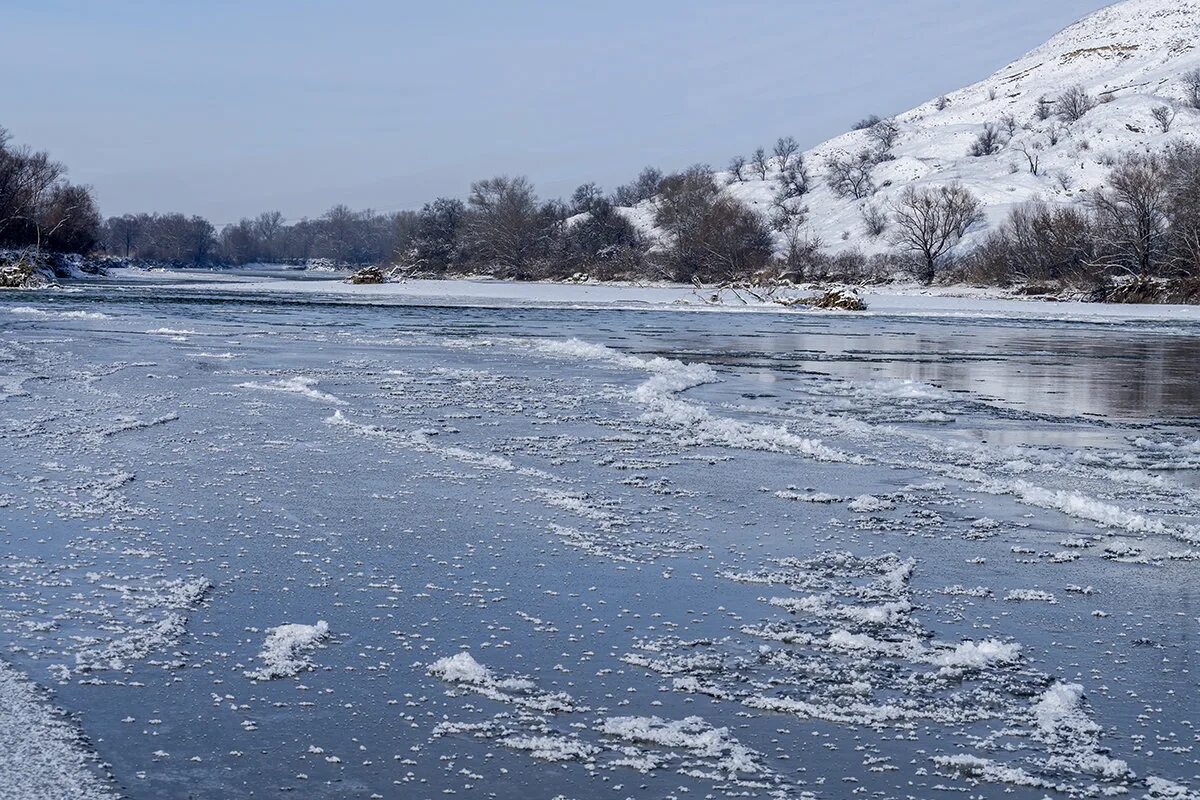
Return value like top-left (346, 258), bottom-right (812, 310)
top-left (92, 266), bottom-right (1200, 327)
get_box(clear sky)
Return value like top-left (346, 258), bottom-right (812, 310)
top-left (3, 0), bottom-right (1114, 225)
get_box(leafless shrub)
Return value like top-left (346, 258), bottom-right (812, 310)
top-left (969, 123), bottom-right (1004, 157)
top-left (653, 165), bottom-right (774, 283)
top-left (852, 114), bottom-right (882, 131)
top-left (962, 201), bottom-right (1098, 286)
top-left (775, 156), bottom-right (810, 200)
top-left (612, 166), bottom-right (664, 206)
top-left (1152, 105), bottom-right (1177, 133)
top-left (1055, 85), bottom-right (1095, 123)
top-left (1184, 68), bottom-right (1200, 110)
top-left (1035, 97), bottom-right (1052, 121)
top-left (862, 203), bottom-right (888, 237)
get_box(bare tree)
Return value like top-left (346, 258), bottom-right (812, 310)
top-left (867, 118), bottom-right (900, 152)
top-left (824, 151), bottom-right (875, 199)
top-left (728, 155), bottom-right (747, 183)
top-left (751, 148), bottom-right (770, 181)
top-left (1184, 68), bottom-right (1200, 110)
top-left (463, 176), bottom-right (544, 275)
top-left (770, 203), bottom-right (819, 280)
top-left (1055, 85), bottom-right (1095, 123)
top-left (1151, 105), bottom-right (1177, 133)
top-left (891, 184), bottom-right (983, 284)
top-left (1163, 142), bottom-right (1200, 277)
top-left (569, 182), bottom-right (604, 214)
top-left (936, 96), bottom-right (950, 111)
top-left (775, 156), bottom-right (810, 200)
top-left (1035, 97), bottom-right (1053, 121)
top-left (773, 137), bottom-right (801, 172)
top-left (612, 167), bottom-right (663, 207)
top-left (654, 165), bottom-right (773, 282)
top-left (1090, 153), bottom-right (1170, 277)
top-left (103, 215), bottom-right (142, 258)
top-left (1014, 141), bottom-right (1042, 175)
top-left (1000, 114), bottom-right (1019, 138)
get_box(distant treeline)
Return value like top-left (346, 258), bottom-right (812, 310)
top-left (7, 112), bottom-right (1200, 294)
top-left (99, 167), bottom-right (778, 285)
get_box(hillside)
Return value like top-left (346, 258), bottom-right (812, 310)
top-left (621, 0), bottom-right (1200, 261)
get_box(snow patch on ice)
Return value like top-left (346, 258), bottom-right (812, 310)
top-left (237, 376), bottom-right (347, 406)
top-left (0, 659), bottom-right (118, 800)
top-left (244, 621), bottom-right (331, 681)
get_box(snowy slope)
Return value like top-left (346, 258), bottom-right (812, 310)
top-left (624, 0), bottom-right (1200, 259)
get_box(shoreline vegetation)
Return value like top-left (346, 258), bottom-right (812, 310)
top-left (4, 66), bottom-right (1200, 306)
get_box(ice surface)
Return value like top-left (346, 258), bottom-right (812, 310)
top-left (0, 273), bottom-right (1196, 799)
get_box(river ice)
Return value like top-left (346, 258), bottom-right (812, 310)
top-left (0, 272), bottom-right (1197, 799)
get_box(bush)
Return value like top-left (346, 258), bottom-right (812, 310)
top-left (824, 152), bottom-right (876, 199)
top-left (969, 124), bottom-right (1004, 157)
top-left (852, 114), bottom-right (882, 131)
top-left (653, 166), bottom-right (773, 283)
top-left (1055, 85), bottom-right (1095, 123)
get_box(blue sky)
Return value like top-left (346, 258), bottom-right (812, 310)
top-left (3, 0), bottom-right (1113, 223)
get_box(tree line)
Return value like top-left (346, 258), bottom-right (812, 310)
top-left (0, 127), bottom-right (100, 255)
top-left (962, 143), bottom-right (1200, 290)
top-left (9, 67), bottom-right (1200, 297)
top-left (99, 167), bottom-right (779, 284)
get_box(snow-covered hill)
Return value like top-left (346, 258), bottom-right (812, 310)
top-left (624, 0), bottom-right (1200, 260)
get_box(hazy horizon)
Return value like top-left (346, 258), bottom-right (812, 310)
top-left (5, 0), bottom-right (1112, 225)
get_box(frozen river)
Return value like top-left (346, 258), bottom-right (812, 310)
top-left (1, 272), bottom-right (1198, 800)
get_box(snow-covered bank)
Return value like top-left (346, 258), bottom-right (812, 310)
top-left (97, 267), bottom-right (1200, 327)
top-left (0, 660), bottom-right (117, 800)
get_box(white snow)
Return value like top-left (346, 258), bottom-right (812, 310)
top-left (107, 267), bottom-right (1200, 324)
top-left (1031, 683), bottom-right (1131, 780)
top-left (532, 338), bottom-right (860, 463)
top-left (5, 306), bottom-right (111, 320)
top-left (624, 0), bottom-right (1200, 264)
top-left (426, 652), bottom-right (578, 713)
top-left (237, 376), bottom-right (347, 406)
top-left (597, 715), bottom-right (761, 776)
top-left (848, 494), bottom-right (895, 513)
top-left (1004, 589), bottom-right (1058, 603)
top-left (243, 621), bottom-right (331, 681)
top-left (932, 639), bottom-right (1022, 669)
top-left (0, 660), bottom-right (118, 800)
